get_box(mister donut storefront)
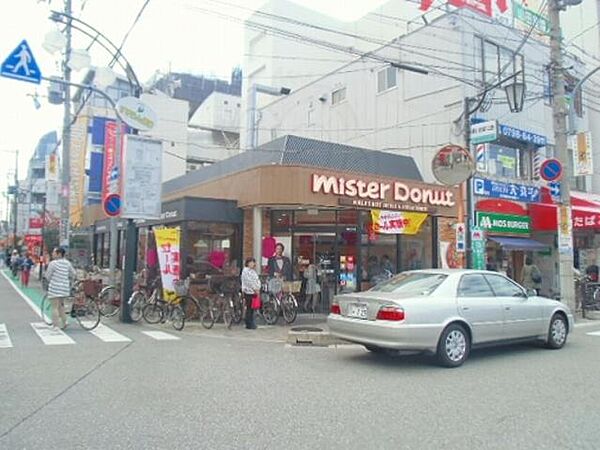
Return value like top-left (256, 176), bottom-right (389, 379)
top-left (85, 136), bottom-right (461, 311)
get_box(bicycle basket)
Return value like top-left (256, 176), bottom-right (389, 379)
top-left (173, 279), bottom-right (189, 296)
top-left (283, 281), bottom-right (302, 293)
top-left (82, 279), bottom-right (103, 297)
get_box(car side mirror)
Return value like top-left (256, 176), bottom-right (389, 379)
top-left (526, 288), bottom-right (537, 297)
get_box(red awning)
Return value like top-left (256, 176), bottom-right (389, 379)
top-left (530, 191), bottom-right (600, 231)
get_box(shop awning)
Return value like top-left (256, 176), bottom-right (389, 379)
top-left (530, 191), bottom-right (600, 231)
top-left (489, 236), bottom-right (549, 250)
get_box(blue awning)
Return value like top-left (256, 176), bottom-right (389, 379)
top-left (489, 236), bottom-right (549, 250)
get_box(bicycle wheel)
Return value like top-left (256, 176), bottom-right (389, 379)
top-left (75, 296), bottom-right (101, 331)
top-left (223, 299), bottom-right (234, 329)
top-left (199, 298), bottom-right (215, 329)
top-left (171, 305), bottom-right (186, 331)
top-left (142, 303), bottom-right (164, 324)
top-left (231, 292), bottom-right (244, 324)
top-left (261, 295), bottom-right (279, 325)
top-left (99, 286), bottom-right (120, 317)
top-left (179, 295), bottom-right (200, 321)
top-left (128, 291), bottom-right (146, 323)
top-left (40, 294), bottom-right (53, 326)
top-left (282, 293), bottom-right (298, 324)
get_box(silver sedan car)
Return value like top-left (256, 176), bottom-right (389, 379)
top-left (328, 269), bottom-right (574, 367)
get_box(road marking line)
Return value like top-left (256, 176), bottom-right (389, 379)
top-left (87, 323), bottom-right (131, 342)
top-left (0, 271), bottom-right (42, 318)
top-left (31, 322), bottom-right (75, 345)
top-left (586, 331), bottom-right (600, 336)
top-left (0, 324), bottom-right (13, 348)
top-left (142, 331), bottom-right (180, 341)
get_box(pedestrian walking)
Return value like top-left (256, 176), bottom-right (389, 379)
top-left (20, 251), bottom-right (34, 287)
top-left (44, 247), bottom-right (76, 330)
top-left (241, 257), bottom-right (261, 330)
top-left (521, 257), bottom-right (542, 296)
top-left (10, 250), bottom-right (20, 279)
top-left (303, 263), bottom-right (321, 313)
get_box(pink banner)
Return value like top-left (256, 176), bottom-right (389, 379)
top-left (102, 121), bottom-right (125, 202)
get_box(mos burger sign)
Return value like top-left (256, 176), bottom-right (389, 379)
top-left (311, 174), bottom-right (456, 209)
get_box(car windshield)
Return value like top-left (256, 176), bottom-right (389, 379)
top-left (369, 272), bottom-right (447, 296)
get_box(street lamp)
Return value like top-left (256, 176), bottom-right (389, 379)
top-left (504, 81), bottom-right (526, 113)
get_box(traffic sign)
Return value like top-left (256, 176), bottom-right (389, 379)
top-left (540, 158), bottom-right (563, 182)
top-left (549, 181), bottom-right (561, 203)
top-left (103, 193), bottom-right (121, 217)
top-left (1, 40), bottom-right (41, 84)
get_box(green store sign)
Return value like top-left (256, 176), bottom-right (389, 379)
top-left (476, 212), bottom-right (530, 235)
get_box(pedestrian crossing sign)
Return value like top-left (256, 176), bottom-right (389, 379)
top-left (1, 40), bottom-right (42, 84)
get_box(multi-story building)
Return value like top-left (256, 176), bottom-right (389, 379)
top-left (247, 3), bottom-right (598, 296)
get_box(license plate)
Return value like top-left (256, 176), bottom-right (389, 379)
top-left (348, 303), bottom-right (368, 320)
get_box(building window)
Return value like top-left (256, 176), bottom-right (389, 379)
top-left (479, 38), bottom-right (525, 88)
top-left (482, 144), bottom-right (533, 180)
top-left (377, 66), bottom-right (397, 93)
top-left (331, 87), bottom-right (346, 105)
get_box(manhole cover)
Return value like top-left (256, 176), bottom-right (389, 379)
top-left (290, 326), bottom-right (324, 333)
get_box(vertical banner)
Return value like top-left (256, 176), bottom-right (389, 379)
top-left (471, 227), bottom-right (486, 270)
top-left (155, 227), bottom-right (181, 300)
top-left (557, 206), bottom-right (573, 255)
top-left (102, 121), bottom-right (125, 203)
top-left (570, 132), bottom-right (593, 176)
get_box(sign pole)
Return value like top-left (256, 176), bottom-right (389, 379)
top-left (108, 116), bottom-right (122, 297)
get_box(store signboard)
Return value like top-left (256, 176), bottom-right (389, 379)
top-left (473, 177), bottom-right (540, 203)
top-left (476, 212), bottom-right (530, 235)
top-left (498, 124), bottom-right (547, 146)
top-left (569, 131), bottom-right (593, 176)
top-left (371, 210), bottom-right (428, 235)
top-left (456, 222), bottom-right (466, 253)
top-left (557, 206), bottom-right (573, 254)
top-left (471, 226), bottom-right (486, 270)
top-left (471, 120), bottom-right (498, 144)
top-left (121, 135), bottom-right (162, 220)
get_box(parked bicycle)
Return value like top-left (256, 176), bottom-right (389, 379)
top-left (141, 294), bottom-right (186, 331)
top-left (40, 279), bottom-right (101, 330)
top-left (259, 276), bottom-right (298, 325)
top-left (128, 275), bottom-right (161, 322)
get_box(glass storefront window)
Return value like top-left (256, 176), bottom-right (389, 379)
top-left (486, 144), bottom-right (519, 178)
top-left (295, 209), bottom-right (336, 226)
top-left (185, 222), bottom-right (240, 279)
top-left (400, 217), bottom-right (433, 271)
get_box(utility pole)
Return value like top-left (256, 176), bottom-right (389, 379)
top-left (549, 0), bottom-right (576, 313)
top-left (59, 0), bottom-right (72, 250)
top-left (13, 150), bottom-right (18, 249)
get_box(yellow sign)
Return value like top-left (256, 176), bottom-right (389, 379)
top-left (154, 227), bottom-right (181, 300)
top-left (371, 210), bottom-right (428, 235)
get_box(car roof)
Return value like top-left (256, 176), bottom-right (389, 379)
top-left (404, 269), bottom-right (500, 276)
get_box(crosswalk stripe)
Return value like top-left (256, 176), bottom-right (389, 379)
top-left (87, 323), bottom-right (131, 342)
top-left (31, 322), bottom-right (75, 345)
top-left (0, 324), bottom-right (13, 348)
top-left (586, 331), bottom-right (600, 336)
top-left (142, 331), bottom-right (180, 341)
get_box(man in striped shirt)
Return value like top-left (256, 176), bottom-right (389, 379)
top-left (44, 247), bottom-right (76, 329)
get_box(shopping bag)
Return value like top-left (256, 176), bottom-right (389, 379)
top-left (251, 294), bottom-right (261, 310)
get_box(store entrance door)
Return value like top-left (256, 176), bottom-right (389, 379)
top-left (293, 232), bottom-right (343, 313)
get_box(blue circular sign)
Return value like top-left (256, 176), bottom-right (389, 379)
top-left (540, 158), bottom-right (563, 182)
top-left (103, 194), bottom-right (121, 217)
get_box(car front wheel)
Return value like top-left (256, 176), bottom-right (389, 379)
top-left (437, 324), bottom-right (470, 368)
top-left (546, 314), bottom-right (568, 349)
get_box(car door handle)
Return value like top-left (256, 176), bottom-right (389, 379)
top-left (505, 306), bottom-right (511, 310)
top-left (461, 306), bottom-right (470, 310)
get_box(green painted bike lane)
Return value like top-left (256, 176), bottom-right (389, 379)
top-left (2, 268), bottom-right (46, 311)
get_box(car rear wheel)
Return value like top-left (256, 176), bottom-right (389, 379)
top-left (437, 324), bottom-right (470, 368)
top-left (546, 314), bottom-right (568, 349)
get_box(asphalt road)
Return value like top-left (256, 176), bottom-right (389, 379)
top-left (1, 271), bottom-right (600, 450)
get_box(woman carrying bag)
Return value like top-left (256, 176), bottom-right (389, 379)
top-left (241, 257), bottom-right (261, 330)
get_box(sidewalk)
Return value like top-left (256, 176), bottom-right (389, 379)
top-left (1, 268), bottom-right (46, 311)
